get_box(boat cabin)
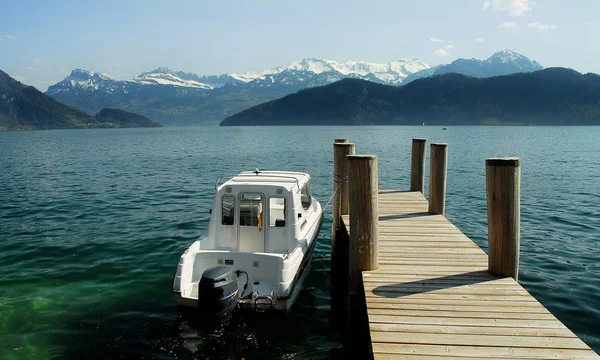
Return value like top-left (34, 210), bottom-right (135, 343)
top-left (201, 170), bottom-right (316, 255)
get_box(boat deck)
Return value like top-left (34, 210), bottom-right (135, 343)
top-left (343, 190), bottom-right (599, 359)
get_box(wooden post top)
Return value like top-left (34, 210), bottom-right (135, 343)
top-left (334, 138), bottom-right (348, 143)
top-left (431, 143), bottom-right (448, 147)
top-left (334, 142), bottom-right (355, 148)
top-left (347, 154), bottom-right (377, 160)
top-left (486, 157), bottom-right (521, 167)
top-left (412, 138), bottom-right (427, 143)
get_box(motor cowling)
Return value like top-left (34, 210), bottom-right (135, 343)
top-left (198, 266), bottom-right (239, 324)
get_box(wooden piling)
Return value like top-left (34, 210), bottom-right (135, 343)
top-left (333, 143), bottom-right (355, 221)
top-left (331, 141), bottom-right (355, 318)
top-left (410, 138), bottom-right (427, 193)
top-left (348, 155), bottom-right (379, 280)
top-left (428, 143), bottom-right (448, 215)
top-left (486, 157), bottom-right (521, 281)
top-left (347, 154), bottom-right (378, 358)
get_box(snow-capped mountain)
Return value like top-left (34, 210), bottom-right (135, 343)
top-left (135, 68), bottom-right (213, 89)
top-left (227, 57), bottom-right (430, 86)
top-left (45, 51), bottom-right (544, 125)
top-left (134, 67), bottom-right (248, 88)
top-left (45, 57), bottom-right (431, 125)
top-left (47, 69), bottom-right (128, 94)
top-left (48, 57), bottom-right (430, 97)
top-left (403, 50), bottom-right (543, 84)
top-left (484, 49), bottom-right (543, 71)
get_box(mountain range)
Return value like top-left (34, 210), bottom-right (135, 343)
top-left (220, 68), bottom-right (600, 126)
top-left (0, 70), bottom-right (160, 130)
top-left (45, 50), bottom-right (542, 126)
top-left (403, 50), bottom-right (543, 83)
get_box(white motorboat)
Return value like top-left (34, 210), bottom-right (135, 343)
top-left (172, 170), bottom-right (323, 317)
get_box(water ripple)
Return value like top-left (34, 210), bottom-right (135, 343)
top-left (1, 126), bottom-right (599, 358)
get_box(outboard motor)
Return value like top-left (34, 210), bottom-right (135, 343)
top-left (198, 266), bottom-right (239, 326)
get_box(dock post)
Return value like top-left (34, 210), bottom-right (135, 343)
top-left (331, 140), bottom-right (355, 321)
top-left (333, 140), bottom-right (354, 221)
top-left (486, 158), bottom-right (521, 281)
top-left (428, 143), bottom-right (448, 215)
top-left (347, 154), bottom-right (378, 358)
top-left (410, 138), bottom-right (427, 193)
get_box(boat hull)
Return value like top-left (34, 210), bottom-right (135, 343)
top-left (174, 212), bottom-right (323, 312)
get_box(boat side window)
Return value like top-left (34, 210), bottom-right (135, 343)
top-left (239, 193), bottom-right (264, 227)
top-left (269, 197), bottom-right (286, 227)
top-left (300, 182), bottom-right (312, 210)
top-left (221, 195), bottom-right (235, 225)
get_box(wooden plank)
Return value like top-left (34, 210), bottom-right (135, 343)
top-left (376, 254), bottom-right (487, 260)
top-left (362, 282), bottom-right (522, 290)
top-left (364, 286), bottom-right (531, 296)
top-left (368, 314), bottom-right (569, 328)
top-left (375, 258), bottom-right (488, 265)
top-left (371, 264), bottom-right (488, 271)
top-left (367, 308), bottom-right (556, 320)
top-left (368, 322), bottom-right (574, 337)
top-left (365, 297), bottom-right (545, 307)
top-left (376, 242), bottom-right (484, 248)
top-left (366, 302), bottom-right (552, 314)
top-left (369, 268), bottom-right (493, 276)
top-left (370, 331), bottom-right (590, 349)
top-left (374, 355), bottom-right (599, 360)
top-left (362, 273), bottom-right (510, 282)
top-left (378, 235), bottom-right (477, 239)
top-left (366, 294), bottom-right (539, 302)
top-left (379, 239), bottom-right (472, 243)
top-left (367, 226), bottom-right (467, 233)
top-left (362, 279), bottom-right (526, 289)
top-left (375, 249), bottom-right (487, 255)
top-left (373, 355), bottom-right (532, 360)
top-left (376, 256), bottom-right (488, 262)
top-left (371, 343), bottom-right (599, 359)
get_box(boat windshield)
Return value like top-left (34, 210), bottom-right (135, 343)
top-left (239, 193), bottom-right (264, 227)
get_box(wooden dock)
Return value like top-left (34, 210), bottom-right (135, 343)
top-left (331, 139), bottom-right (599, 359)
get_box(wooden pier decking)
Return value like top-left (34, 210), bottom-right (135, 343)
top-left (342, 190), bottom-right (599, 359)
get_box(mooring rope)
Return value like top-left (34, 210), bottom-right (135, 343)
top-left (322, 183), bottom-right (340, 210)
top-left (320, 173), bottom-right (347, 211)
top-left (333, 172), bottom-right (347, 184)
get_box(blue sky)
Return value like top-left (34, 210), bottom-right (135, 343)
top-left (1, 0), bottom-right (598, 91)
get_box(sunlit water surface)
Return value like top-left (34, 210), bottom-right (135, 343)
top-left (1, 126), bottom-right (599, 359)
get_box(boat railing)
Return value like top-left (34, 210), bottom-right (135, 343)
top-left (214, 175), bottom-right (235, 190)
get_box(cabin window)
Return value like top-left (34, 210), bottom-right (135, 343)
top-left (239, 193), bottom-right (264, 227)
top-left (301, 182), bottom-right (312, 210)
top-left (269, 197), bottom-right (286, 227)
top-left (221, 196), bottom-right (235, 225)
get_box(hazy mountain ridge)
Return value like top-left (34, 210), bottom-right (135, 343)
top-left (43, 57), bottom-right (431, 125)
top-left (45, 51), bottom-right (546, 125)
top-left (48, 57), bottom-right (431, 95)
top-left (220, 68), bottom-right (600, 126)
top-left (0, 70), bottom-right (160, 130)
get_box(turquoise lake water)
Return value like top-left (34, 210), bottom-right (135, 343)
top-left (1, 126), bottom-right (599, 359)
